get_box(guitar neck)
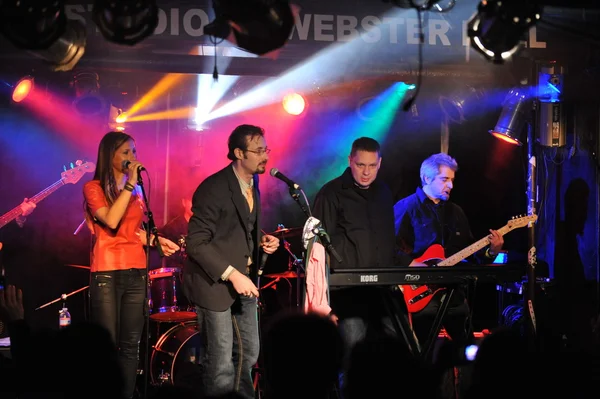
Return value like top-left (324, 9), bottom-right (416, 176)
top-left (0, 179), bottom-right (66, 229)
top-left (437, 224), bottom-right (511, 267)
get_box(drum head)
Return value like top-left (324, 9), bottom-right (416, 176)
top-left (149, 267), bottom-right (181, 279)
top-left (148, 266), bottom-right (193, 321)
top-left (150, 311), bottom-right (197, 323)
top-left (151, 321), bottom-right (203, 388)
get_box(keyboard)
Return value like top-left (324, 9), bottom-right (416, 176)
top-left (328, 264), bottom-right (524, 287)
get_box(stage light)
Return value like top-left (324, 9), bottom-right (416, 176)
top-left (116, 113), bottom-right (128, 124)
top-left (0, 1), bottom-right (86, 71)
top-left (204, 0), bottom-right (295, 56)
top-left (489, 87), bottom-right (531, 146)
top-left (282, 93), bottom-right (306, 115)
top-left (108, 105), bottom-right (127, 131)
top-left (71, 71), bottom-right (107, 117)
top-left (467, 0), bottom-right (542, 64)
top-left (537, 64), bottom-right (566, 147)
top-left (438, 85), bottom-right (486, 124)
top-left (388, 0), bottom-right (456, 12)
top-left (12, 76), bottom-right (34, 103)
top-left (92, 0), bottom-right (159, 46)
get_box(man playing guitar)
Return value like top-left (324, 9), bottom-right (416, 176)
top-left (394, 153), bottom-right (504, 351)
top-left (0, 198), bottom-right (36, 249)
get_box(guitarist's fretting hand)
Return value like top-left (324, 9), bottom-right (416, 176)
top-left (488, 229), bottom-right (504, 255)
top-left (16, 198), bottom-right (36, 227)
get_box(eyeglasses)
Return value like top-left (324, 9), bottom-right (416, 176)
top-left (245, 148), bottom-right (271, 155)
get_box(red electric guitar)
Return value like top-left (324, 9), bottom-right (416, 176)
top-left (0, 160), bottom-right (95, 229)
top-left (402, 214), bottom-right (537, 313)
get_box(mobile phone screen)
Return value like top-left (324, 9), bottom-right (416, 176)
top-left (465, 344), bottom-right (479, 361)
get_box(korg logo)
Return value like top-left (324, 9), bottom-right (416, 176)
top-left (404, 274), bottom-right (421, 282)
top-left (360, 275), bottom-right (378, 283)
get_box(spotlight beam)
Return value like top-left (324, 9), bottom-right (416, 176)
top-left (125, 74), bottom-right (190, 118)
top-left (125, 107), bottom-right (194, 122)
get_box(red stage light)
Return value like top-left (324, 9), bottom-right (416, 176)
top-left (282, 93), bottom-right (306, 116)
top-left (12, 76), bottom-right (34, 103)
top-left (491, 131), bottom-right (521, 146)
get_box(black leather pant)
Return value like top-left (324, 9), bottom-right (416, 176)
top-left (90, 268), bottom-right (146, 399)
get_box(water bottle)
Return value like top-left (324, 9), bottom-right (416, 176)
top-left (59, 297), bottom-right (71, 329)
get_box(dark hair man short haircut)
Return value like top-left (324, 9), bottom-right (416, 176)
top-left (350, 137), bottom-right (380, 157)
top-left (227, 124), bottom-right (266, 161)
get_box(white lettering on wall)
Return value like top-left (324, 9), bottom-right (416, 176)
top-left (182, 9), bottom-right (209, 37)
top-left (292, 14), bottom-right (312, 40)
top-left (170, 8), bottom-right (180, 36)
top-left (155, 8), bottom-right (167, 35)
top-left (529, 27), bottom-right (547, 49)
top-left (314, 14), bottom-right (335, 42)
top-left (337, 15), bottom-right (359, 42)
top-left (429, 19), bottom-right (450, 46)
top-left (361, 16), bottom-right (382, 44)
top-left (64, 5), bottom-right (551, 51)
top-left (382, 17), bottom-right (405, 44)
top-left (406, 18), bottom-right (421, 45)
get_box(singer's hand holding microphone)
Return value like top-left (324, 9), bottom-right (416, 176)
top-left (260, 234), bottom-right (280, 254)
top-left (122, 160), bottom-right (146, 185)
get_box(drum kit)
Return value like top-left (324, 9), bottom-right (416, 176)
top-left (41, 223), bottom-right (306, 388)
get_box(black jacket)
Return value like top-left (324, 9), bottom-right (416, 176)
top-left (312, 168), bottom-right (395, 269)
top-left (183, 164), bottom-right (262, 311)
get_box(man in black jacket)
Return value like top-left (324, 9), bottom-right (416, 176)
top-left (183, 124), bottom-right (279, 399)
top-left (313, 137), bottom-right (412, 372)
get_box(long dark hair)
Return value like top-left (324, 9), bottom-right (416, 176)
top-left (85, 131), bottom-right (134, 218)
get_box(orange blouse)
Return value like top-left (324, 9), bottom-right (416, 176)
top-left (83, 180), bottom-right (146, 272)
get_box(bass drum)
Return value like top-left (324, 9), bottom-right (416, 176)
top-left (151, 321), bottom-right (204, 388)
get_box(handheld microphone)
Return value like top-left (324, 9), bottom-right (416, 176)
top-left (122, 160), bottom-right (146, 172)
top-left (270, 168), bottom-right (300, 190)
top-left (258, 252), bottom-right (269, 276)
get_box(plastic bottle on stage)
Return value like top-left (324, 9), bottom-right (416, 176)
top-left (59, 305), bottom-right (71, 329)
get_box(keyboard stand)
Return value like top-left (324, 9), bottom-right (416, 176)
top-left (379, 289), bottom-right (422, 356)
top-left (420, 287), bottom-right (456, 361)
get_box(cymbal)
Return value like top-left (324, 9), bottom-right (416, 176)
top-left (263, 271), bottom-right (304, 279)
top-left (265, 226), bottom-right (303, 237)
top-left (65, 264), bottom-right (90, 270)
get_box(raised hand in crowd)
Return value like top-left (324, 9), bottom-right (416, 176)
top-left (0, 284), bottom-right (24, 322)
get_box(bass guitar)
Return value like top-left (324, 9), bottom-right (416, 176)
top-left (402, 214), bottom-right (537, 313)
top-left (0, 160), bottom-right (95, 229)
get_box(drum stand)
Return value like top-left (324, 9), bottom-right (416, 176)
top-left (283, 240), bottom-right (305, 308)
top-left (35, 285), bottom-right (89, 311)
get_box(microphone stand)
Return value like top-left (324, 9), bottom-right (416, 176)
top-left (287, 187), bottom-right (311, 310)
top-left (312, 227), bottom-right (342, 265)
top-left (286, 187), bottom-right (343, 312)
top-left (137, 172), bottom-right (163, 399)
top-left (288, 187), bottom-right (311, 218)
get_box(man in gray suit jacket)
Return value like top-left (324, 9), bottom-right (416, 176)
top-left (184, 124), bottom-right (279, 399)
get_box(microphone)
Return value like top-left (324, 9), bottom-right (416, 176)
top-left (122, 160), bottom-right (146, 172)
top-left (270, 168), bottom-right (300, 190)
top-left (258, 252), bottom-right (269, 276)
